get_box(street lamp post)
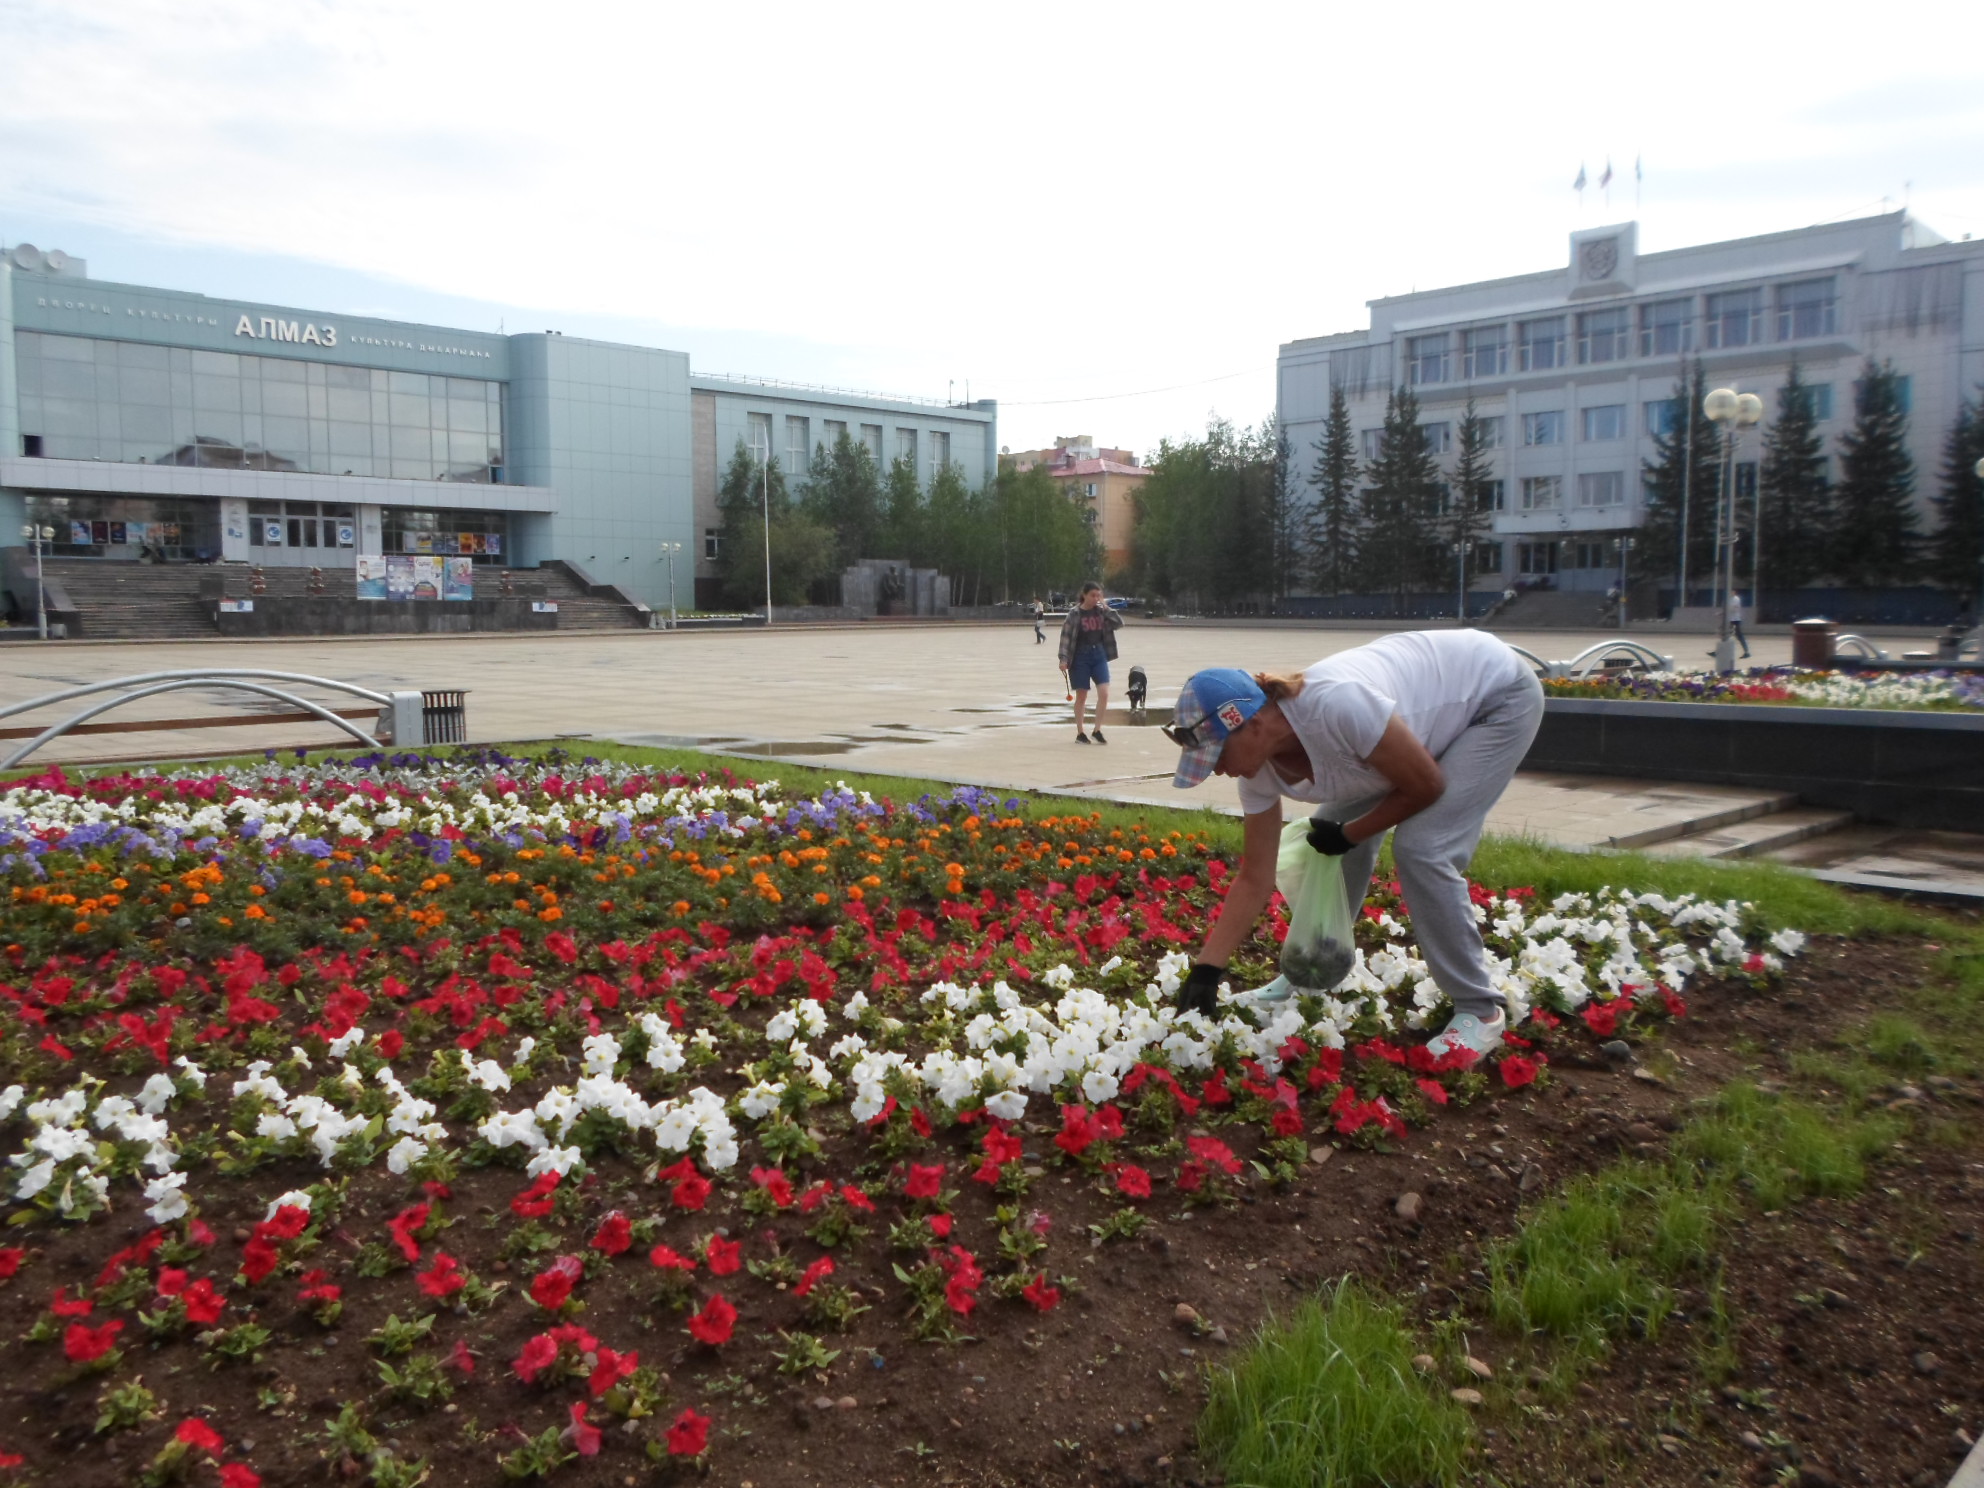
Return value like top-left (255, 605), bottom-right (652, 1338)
top-left (1703, 387), bottom-right (1762, 673)
top-left (1454, 536), bottom-right (1468, 625)
top-left (1613, 534), bottom-right (1635, 629)
top-left (756, 435), bottom-right (774, 628)
top-left (656, 541), bottom-right (682, 630)
top-left (18, 524), bottom-right (53, 641)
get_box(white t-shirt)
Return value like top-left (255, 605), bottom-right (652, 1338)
top-left (1235, 630), bottom-right (1531, 816)
top-left (1726, 594), bottom-right (1744, 623)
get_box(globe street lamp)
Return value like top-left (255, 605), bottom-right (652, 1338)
top-left (1704, 388), bottom-right (1762, 672)
top-left (1613, 534), bottom-right (1635, 629)
top-left (18, 524), bottom-right (53, 641)
top-left (656, 541), bottom-right (682, 630)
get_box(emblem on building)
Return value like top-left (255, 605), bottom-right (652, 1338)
top-left (1579, 238), bottom-right (1620, 282)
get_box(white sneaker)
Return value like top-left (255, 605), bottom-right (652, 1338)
top-left (1233, 975), bottom-right (1295, 1019)
top-left (1424, 1010), bottom-right (1507, 1064)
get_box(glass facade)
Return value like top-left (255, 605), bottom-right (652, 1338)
top-left (381, 507), bottom-right (510, 563)
top-left (14, 332), bottom-right (504, 481)
top-left (24, 493), bottom-right (220, 559)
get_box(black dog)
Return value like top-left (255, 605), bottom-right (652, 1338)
top-left (1126, 665), bottom-right (1148, 711)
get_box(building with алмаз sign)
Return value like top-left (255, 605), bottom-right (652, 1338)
top-left (0, 245), bottom-right (996, 614)
top-left (1277, 212), bottom-right (1984, 597)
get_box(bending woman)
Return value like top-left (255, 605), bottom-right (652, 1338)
top-left (1162, 629), bottom-right (1543, 1061)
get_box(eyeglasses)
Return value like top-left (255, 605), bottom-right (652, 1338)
top-left (1160, 718), bottom-right (1209, 750)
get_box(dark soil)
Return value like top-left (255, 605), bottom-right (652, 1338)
top-left (3, 935), bottom-right (1973, 1488)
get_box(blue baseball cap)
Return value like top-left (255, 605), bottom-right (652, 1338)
top-left (1166, 668), bottom-right (1268, 788)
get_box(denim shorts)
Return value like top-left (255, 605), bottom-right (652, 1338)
top-left (1069, 650), bottom-right (1111, 690)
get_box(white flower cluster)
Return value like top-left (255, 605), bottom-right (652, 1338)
top-left (4, 1077), bottom-right (188, 1222)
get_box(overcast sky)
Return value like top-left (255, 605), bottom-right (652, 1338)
top-left (2, 0), bottom-right (1980, 460)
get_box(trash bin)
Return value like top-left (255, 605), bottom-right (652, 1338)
top-left (1790, 619), bottom-right (1835, 670)
top-left (421, 690), bottom-right (468, 745)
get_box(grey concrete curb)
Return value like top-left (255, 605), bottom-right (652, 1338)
top-left (1948, 1433), bottom-right (1984, 1487)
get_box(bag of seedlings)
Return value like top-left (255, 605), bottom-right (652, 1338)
top-left (1273, 817), bottom-right (1356, 993)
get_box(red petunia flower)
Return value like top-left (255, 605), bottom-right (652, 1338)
top-left (902, 1163), bottom-right (944, 1200)
top-left (175, 1418), bottom-right (225, 1454)
top-left (1499, 1054), bottom-right (1540, 1088)
top-left (385, 1203), bottom-right (430, 1263)
top-left (566, 1400), bottom-right (601, 1458)
top-left (260, 1206), bottom-right (309, 1241)
top-left (156, 1267), bottom-right (190, 1298)
top-left (665, 1407), bottom-right (711, 1457)
top-left (1021, 1273), bottom-right (1062, 1312)
top-left (590, 1212), bottom-right (632, 1257)
top-left (529, 1255), bottom-right (582, 1311)
top-left (182, 1278), bottom-right (226, 1326)
top-left (686, 1293), bottom-right (736, 1346)
top-left (588, 1345), bottom-right (639, 1397)
top-left (703, 1235), bottom-right (740, 1275)
top-left (792, 1257), bottom-right (834, 1299)
top-left (0, 1247), bottom-right (23, 1279)
top-left (239, 1238), bottom-right (279, 1285)
top-left (656, 1156), bottom-right (711, 1211)
top-left (219, 1464), bottom-right (261, 1488)
top-left (448, 1338), bottom-right (476, 1374)
top-left (512, 1332), bottom-right (559, 1383)
top-left (1112, 1164), bottom-right (1153, 1199)
top-left (63, 1319), bottom-right (123, 1363)
top-left (297, 1269), bottom-right (341, 1306)
top-left (648, 1245), bottom-right (697, 1272)
top-left (376, 1029), bottom-right (404, 1059)
top-left (1185, 1135), bottom-right (1242, 1175)
top-left (511, 1171), bottom-right (560, 1219)
top-left (417, 1252), bottom-right (465, 1299)
top-left (1271, 1105), bottom-right (1305, 1137)
top-left (49, 1286), bottom-right (93, 1318)
top-left (750, 1167), bottom-right (794, 1208)
top-left (839, 1185), bottom-right (874, 1212)
top-left (926, 1213), bottom-right (953, 1238)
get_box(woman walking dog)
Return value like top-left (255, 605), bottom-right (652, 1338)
top-left (1162, 629), bottom-right (1542, 1062)
top-left (1057, 583), bottom-right (1122, 744)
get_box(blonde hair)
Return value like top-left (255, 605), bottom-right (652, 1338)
top-left (1253, 670), bottom-right (1306, 703)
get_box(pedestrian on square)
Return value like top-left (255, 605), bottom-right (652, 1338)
top-left (1726, 591), bottom-right (1751, 658)
top-left (1161, 629), bottom-right (1543, 1062)
top-left (1057, 582), bottom-right (1121, 744)
top-left (1032, 599), bottom-right (1046, 644)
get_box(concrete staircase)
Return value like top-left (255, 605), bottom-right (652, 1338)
top-left (26, 559), bottom-right (647, 639)
top-left (1634, 798), bottom-right (1856, 860)
top-left (1493, 588), bottom-right (1615, 629)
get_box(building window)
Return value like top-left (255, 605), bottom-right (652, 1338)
top-left (1473, 540), bottom-right (1504, 573)
top-left (1518, 317), bottom-right (1565, 371)
top-left (1522, 411), bottom-right (1564, 446)
top-left (1644, 398), bottom-right (1680, 437)
top-left (1639, 299), bottom-right (1694, 358)
top-left (1794, 383), bottom-right (1834, 421)
top-left (704, 527), bottom-right (720, 560)
top-left (1463, 326), bottom-right (1508, 379)
top-left (1477, 415), bottom-right (1505, 449)
top-left (1581, 405), bottom-right (1625, 441)
top-left (1408, 333), bottom-right (1450, 385)
top-left (1421, 422), bottom-right (1452, 455)
top-left (1518, 540), bottom-right (1559, 575)
top-left (824, 419), bottom-right (847, 448)
top-left (860, 424), bottom-right (883, 463)
top-left (1573, 540), bottom-right (1621, 570)
top-left (1851, 373), bottom-right (1912, 414)
top-left (1776, 277), bottom-right (1837, 341)
top-left (1473, 478), bottom-right (1506, 513)
top-left (1705, 289), bottom-right (1762, 349)
top-left (785, 415), bottom-right (809, 471)
top-left (1360, 429), bottom-right (1383, 461)
top-left (931, 430), bottom-right (951, 468)
top-left (1520, 476), bottom-right (1561, 510)
top-left (747, 411), bottom-right (773, 462)
top-left (1576, 471), bottom-right (1625, 507)
top-left (1577, 307), bottom-right (1631, 364)
top-left (895, 427), bottom-right (918, 474)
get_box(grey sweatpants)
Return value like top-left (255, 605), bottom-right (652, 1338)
top-left (1329, 671), bottom-right (1544, 1020)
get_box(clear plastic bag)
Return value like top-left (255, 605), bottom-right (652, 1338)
top-left (1274, 818), bottom-right (1356, 992)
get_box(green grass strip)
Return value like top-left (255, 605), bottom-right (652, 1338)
top-left (1199, 1277), bottom-right (1473, 1488)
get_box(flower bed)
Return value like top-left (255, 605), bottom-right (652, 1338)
top-left (1543, 668), bottom-right (1984, 710)
top-left (0, 750), bottom-right (1805, 1483)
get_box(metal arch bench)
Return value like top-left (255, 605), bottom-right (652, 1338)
top-left (0, 671), bottom-right (464, 770)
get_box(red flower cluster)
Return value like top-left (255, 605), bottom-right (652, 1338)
top-left (686, 1292), bottom-right (736, 1346)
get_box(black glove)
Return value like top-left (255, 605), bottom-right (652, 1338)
top-left (1177, 963), bottom-right (1225, 1018)
top-left (1306, 815), bottom-right (1356, 856)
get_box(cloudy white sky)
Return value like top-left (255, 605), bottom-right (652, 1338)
top-left (2, 0), bottom-right (1980, 459)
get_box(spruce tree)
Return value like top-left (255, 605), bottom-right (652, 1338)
top-left (1446, 397), bottom-right (1496, 611)
top-left (798, 430), bottom-right (884, 570)
top-left (1756, 363), bottom-right (1833, 593)
top-left (1360, 386), bottom-right (1441, 607)
top-left (1637, 361), bottom-right (1721, 603)
top-left (1929, 393), bottom-right (1984, 598)
top-left (1306, 383), bottom-right (1360, 595)
top-left (1832, 359), bottom-right (1920, 586)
